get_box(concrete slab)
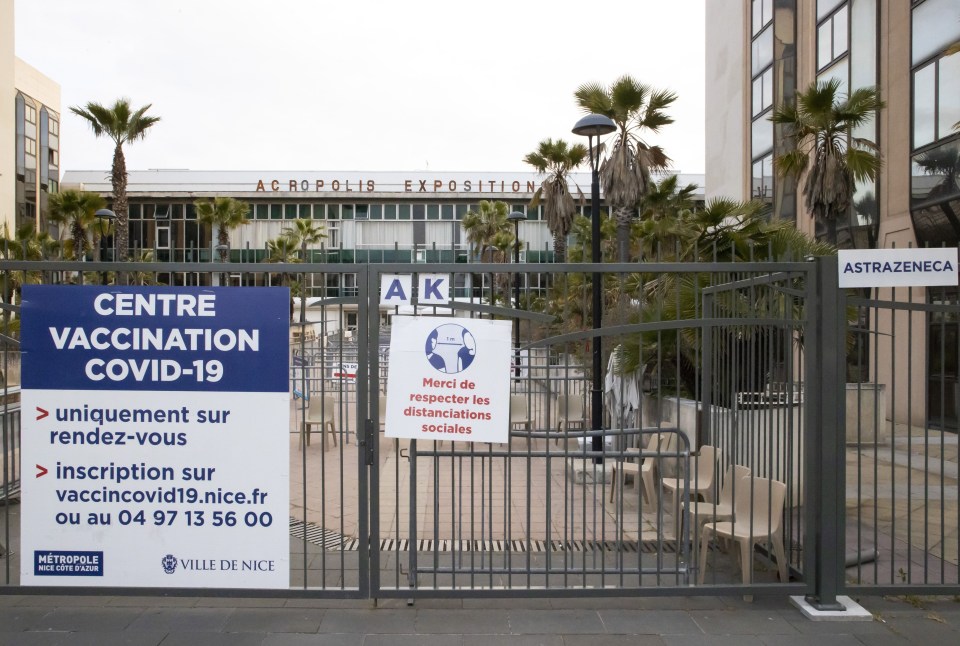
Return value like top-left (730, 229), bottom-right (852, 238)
top-left (789, 595), bottom-right (873, 621)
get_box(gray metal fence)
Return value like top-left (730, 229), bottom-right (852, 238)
top-left (0, 258), bottom-right (957, 603)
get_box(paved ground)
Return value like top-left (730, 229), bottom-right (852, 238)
top-left (1, 592), bottom-right (959, 644)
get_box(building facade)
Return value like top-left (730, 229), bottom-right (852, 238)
top-left (1, 0), bottom-right (61, 238)
top-left (706, 0), bottom-right (960, 428)
top-left (61, 169), bottom-right (705, 297)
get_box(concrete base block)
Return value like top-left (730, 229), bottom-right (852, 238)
top-left (789, 595), bottom-right (873, 621)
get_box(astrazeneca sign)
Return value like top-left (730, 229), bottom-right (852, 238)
top-left (838, 248), bottom-right (959, 288)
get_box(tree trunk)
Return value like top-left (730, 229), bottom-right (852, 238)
top-left (553, 230), bottom-right (566, 263)
top-left (111, 143), bottom-right (129, 265)
top-left (613, 206), bottom-right (633, 262)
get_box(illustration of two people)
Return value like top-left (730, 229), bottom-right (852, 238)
top-left (425, 325), bottom-right (476, 374)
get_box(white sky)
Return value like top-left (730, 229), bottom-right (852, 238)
top-left (15, 0), bottom-right (705, 175)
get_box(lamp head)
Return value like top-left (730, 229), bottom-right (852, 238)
top-left (572, 114), bottom-right (616, 138)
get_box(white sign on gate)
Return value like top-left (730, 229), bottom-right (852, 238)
top-left (838, 248), bottom-right (958, 288)
top-left (385, 316), bottom-right (511, 443)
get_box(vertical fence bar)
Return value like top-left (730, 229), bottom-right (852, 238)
top-left (804, 257), bottom-right (845, 610)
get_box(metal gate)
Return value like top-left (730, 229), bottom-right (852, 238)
top-left (2, 257), bottom-right (957, 602)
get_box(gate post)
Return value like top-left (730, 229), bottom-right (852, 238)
top-left (804, 257), bottom-right (846, 610)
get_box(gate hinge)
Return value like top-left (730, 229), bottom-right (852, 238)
top-left (362, 418), bottom-right (376, 466)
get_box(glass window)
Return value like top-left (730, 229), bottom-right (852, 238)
top-left (833, 5), bottom-right (848, 59)
top-left (342, 204), bottom-right (354, 220)
top-left (284, 204), bottom-right (297, 219)
top-left (413, 204), bottom-right (426, 220)
top-left (270, 204), bottom-right (283, 220)
top-left (817, 4), bottom-right (848, 71)
top-left (25, 104), bottom-right (36, 123)
top-left (427, 204), bottom-right (439, 220)
top-left (356, 204), bottom-right (369, 220)
top-left (817, 0), bottom-right (845, 20)
top-left (752, 0), bottom-right (773, 36)
top-left (752, 68), bottom-right (774, 116)
top-left (48, 119), bottom-right (59, 136)
top-left (255, 204), bottom-right (269, 220)
top-left (914, 62), bottom-right (937, 149)
top-left (752, 25), bottom-right (773, 76)
top-left (313, 204), bottom-right (325, 219)
top-left (938, 52), bottom-right (960, 140)
top-left (328, 204), bottom-right (339, 220)
top-left (398, 204), bottom-right (410, 220)
top-left (752, 154), bottom-right (773, 203)
top-left (370, 204), bottom-right (382, 220)
top-left (818, 58), bottom-right (849, 98)
top-left (913, 0), bottom-right (960, 65)
top-left (298, 204), bottom-right (312, 219)
top-left (384, 204), bottom-right (397, 219)
top-left (752, 116), bottom-right (773, 158)
top-left (441, 204), bottom-right (454, 220)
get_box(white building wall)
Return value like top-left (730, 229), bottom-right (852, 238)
top-left (705, 0), bottom-right (748, 201)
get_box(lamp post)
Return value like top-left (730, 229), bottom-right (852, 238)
top-left (507, 210), bottom-right (525, 377)
top-left (572, 113), bottom-right (616, 459)
top-left (94, 208), bottom-right (116, 285)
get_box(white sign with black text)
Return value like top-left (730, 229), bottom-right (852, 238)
top-left (838, 248), bottom-right (959, 288)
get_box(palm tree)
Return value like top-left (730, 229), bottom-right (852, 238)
top-left (281, 218), bottom-right (327, 261)
top-left (281, 219), bottom-right (326, 321)
top-left (771, 79), bottom-right (884, 246)
top-left (195, 197), bottom-right (251, 261)
top-left (48, 190), bottom-right (105, 260)
top-left (461, 200), bottom-right (517, 304)
top-left (575, 76), bottom-right (677, 261)
top-left (462, 200), bottom-right (514, 263)
top-left (523, 138), bottom-right (588, 262)
top-left (70, 98), bottom-right (161, 262)
top-left (265, 236), bottom-right (299, 290)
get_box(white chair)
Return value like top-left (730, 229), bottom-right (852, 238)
top-left (301, 395), bottom-right (337, 449)
top-left (555, 394), bottom-right (585, 445)
top-left (510, 395), bottom-right (529, 430)
top-left (661, 445), bottom-right (722, 504)
top-left (685, 464), bottom-right (752, 536)
top-left (609, 432), bottom-right (667, 505)
top-left (698, 476), bottom-right (788, 585)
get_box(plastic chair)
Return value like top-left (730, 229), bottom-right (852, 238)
top-left (510, 395), bottom-right (529, 430)
top-left (301, 395), bottom-right (337, 449)
top-left (609, 432), bottom-right (667, 504)
top-left (698, 476), bottom-right (788, 585)
top-left (685, 464), bottom-right (752, 536)
top-left (555, 394), bottom-right (585, 445)
top-left (661, 445), bottom-right (723, 504)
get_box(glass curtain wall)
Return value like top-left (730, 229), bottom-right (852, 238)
top-left (910, 0), bottom-right (960, 430)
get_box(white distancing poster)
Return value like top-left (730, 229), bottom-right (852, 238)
top-left (385, 316), bottom-right (511, 443)
top-left (20, 285), bottom-right (290, 588)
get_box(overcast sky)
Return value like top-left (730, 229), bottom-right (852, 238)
top-left (15, 0), bottom-right (706, 175)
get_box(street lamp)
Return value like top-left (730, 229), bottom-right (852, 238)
top-left (94, 208), bottom-right (116, 285)
top-left (507, 210), bottom-right (525, 377)
top-left (572, 113), bottom-right (616, 459)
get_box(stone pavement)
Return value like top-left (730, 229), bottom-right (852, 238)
top-left (1, 592), bottom-right (959, 645)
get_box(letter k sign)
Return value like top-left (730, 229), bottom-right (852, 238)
top-left (380, 275), bottom-right (412, 306)
top-left (419, 274), bottom-right (448, 305)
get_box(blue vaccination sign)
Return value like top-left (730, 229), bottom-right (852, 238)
top-left (20, 285), bottom-right (291, 589)
top-left (21, 285), bottom-right (289, 392)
